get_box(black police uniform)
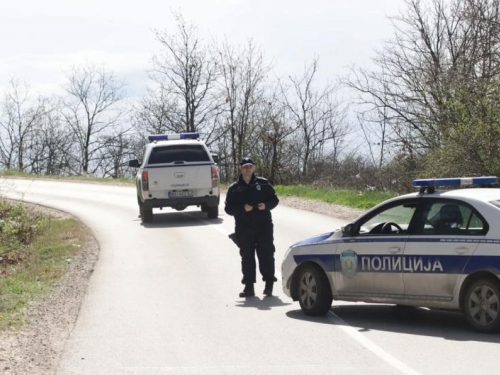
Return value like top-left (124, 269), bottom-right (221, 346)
top-left (225, 173), bottom-right (279, 292)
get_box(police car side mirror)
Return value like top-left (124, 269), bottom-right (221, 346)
top-left (128, 159), bottom-right (140, 168)
top-left (342, 224), bottom-right (355, 237)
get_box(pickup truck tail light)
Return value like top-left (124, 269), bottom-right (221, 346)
top-left (141, 171), bottom-right (149, 191)
top-left (211, 167), bottom-right (219, 188)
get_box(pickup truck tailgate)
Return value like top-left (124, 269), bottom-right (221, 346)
top-left (147, 164), bottom-right (212, 195)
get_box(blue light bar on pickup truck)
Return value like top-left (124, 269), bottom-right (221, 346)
top-left (413, 176), bottom-right (498, 187)
top-left (148, 133), bottom-right (200, 142)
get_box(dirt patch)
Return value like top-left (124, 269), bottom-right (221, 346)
top-left (278, 195), bottom-right (364, 222)
top-left (0, 201), bottom-right (99, 375)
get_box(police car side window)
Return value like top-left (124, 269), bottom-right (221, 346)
top-left (359, 202), bottom-right (417, 236)
top-left (466, 212), bottom-right (486, 235)
top-left (423, 201), bottom-right (486, 236)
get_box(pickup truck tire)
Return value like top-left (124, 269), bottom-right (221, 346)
top-left (201, 204), bottom-right (208, 212)
top-left (140, 205), bottom-right (153, 223)
top-left (207, 205), bottom-right (218, 219)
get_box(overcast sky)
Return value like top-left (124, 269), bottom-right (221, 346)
top-left (0, 0), bottom-right (404, 99)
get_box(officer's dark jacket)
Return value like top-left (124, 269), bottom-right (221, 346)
top-left (224, 174), bottom-right (279, 229)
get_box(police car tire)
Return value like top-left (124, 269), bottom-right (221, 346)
top-left (297, 264), bottom-right (333, 316)
top-left (140, 206), bottom-right (153, 223)
top-left (463, 278), bottom-right (500, 333)
top-left (207, 205), bottom-right (218, 219)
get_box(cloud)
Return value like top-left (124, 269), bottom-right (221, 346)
top-left (0, 50), bottom-right (151, 97)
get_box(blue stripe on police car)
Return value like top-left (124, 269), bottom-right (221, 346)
top-left (293, 254), bottom-right (500, 275)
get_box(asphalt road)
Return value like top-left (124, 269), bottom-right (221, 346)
top-left (1, 179), bottom-right (499, 375)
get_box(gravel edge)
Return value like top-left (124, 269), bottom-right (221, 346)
top-left (278, 195), bottom-right (364, 222)
top-left (0, 195), bottom-right (361, 375)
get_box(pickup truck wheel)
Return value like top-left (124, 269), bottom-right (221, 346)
top-left (201, 204), bottom-right (208, 212)
top-left (207, 205), bottom-right (218, 219)
top-left (140, 206), bottom-right (153, 223)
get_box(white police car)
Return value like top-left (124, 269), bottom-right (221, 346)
top-left (281, 177), bottom-right (500, 332)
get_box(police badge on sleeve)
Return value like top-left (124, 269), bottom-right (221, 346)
top-left (340, 250), bottom-right (358, 278)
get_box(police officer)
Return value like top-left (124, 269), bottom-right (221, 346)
top-left (225, 157), bottom-right (279, 297)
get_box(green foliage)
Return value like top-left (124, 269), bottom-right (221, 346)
top-left (0, 200), bottom-right (45, 252)
top-left (424, 84), bottom-right (500, 178)
top-left (0, 200), bottom-right (86, 329)
top-left (274, 185), bottom-right (396, 210)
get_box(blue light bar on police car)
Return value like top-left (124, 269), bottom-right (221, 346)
top-left (413, 176), bottom-right (498, 187)
top-left (148, 133), bottom-right (200, 142)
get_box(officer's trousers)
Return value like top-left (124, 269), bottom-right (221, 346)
top-left (236, 226), bottom-right (277, 284)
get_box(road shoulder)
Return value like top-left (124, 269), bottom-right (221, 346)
top-left (0, 201), bottom-right (99, 375)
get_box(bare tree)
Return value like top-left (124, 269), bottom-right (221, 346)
top-left (60, 64), bottom-right (125, 175)
top-left (281, 59), bottom-right (347, 179)
top-left (96, 130), bottom-right (136, 178)
top-left (256, 87), bottom-right (296, 184)
top-left (24, 108), bottom-right (73, 175)
top-left (151, 12), bottom-right (221, 138)
top-left (133, 86), bottom-right (180, 136)
top-left (346, 0), bottom-right (500, 157)
top-left (217, 39), bottom-right (270, 178)
top-left (0, 78), bottom-right (49, 171)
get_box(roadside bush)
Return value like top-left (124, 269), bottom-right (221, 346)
top-left (0, 200), bottom-right (46, 257)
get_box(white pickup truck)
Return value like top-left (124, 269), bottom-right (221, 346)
top-left (128, 133), bottom-right (220, 223)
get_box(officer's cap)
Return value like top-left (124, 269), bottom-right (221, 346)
top-left (240, 157), bottom-right (254, 167)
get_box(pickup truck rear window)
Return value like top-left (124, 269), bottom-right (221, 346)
top-left (147, 145), bottom-right (210, 164)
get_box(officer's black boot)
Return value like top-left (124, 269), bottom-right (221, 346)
top-left (263, 281), bottom-right (273, 296)
top-left (239, 283), bottom-right (255, 298)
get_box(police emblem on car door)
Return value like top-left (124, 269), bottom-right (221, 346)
top-left (340, 250), bottom-right (358, 278)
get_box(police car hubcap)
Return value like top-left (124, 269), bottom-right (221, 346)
top-left (469, 285), bottom-right (499, 326)
top-left (300, 272), bottom-right (317, 309)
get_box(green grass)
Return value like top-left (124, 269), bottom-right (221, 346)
top-left (274, 185), bottom-right (397, 210)
top-left (2, 171), bottom-right (395, 210)
top-left (0, 201), bottom-right (87, 330)
top-left (0, 170), bottom-right (135, 185)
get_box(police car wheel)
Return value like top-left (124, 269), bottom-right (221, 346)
top-left (297, 265), bottom-right (333, 316)
top-left (140, 206), bottom-right (153, 223)
top-left (464, 279), bottom-right (500, 333)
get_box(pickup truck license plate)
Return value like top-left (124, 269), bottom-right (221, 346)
top-left (168, 190), bottom-right (193, 198)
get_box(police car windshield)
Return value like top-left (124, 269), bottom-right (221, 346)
top-left (148, 145), bottom-right (210, 164)
top-left (361, 203), bottom-right (417, 234)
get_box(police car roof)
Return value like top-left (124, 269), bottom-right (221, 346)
top-left (398, 188), bottom-right (500, 203)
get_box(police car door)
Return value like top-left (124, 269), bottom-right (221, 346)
top-left (403, 199), bottom-right (485, 302)
top-left (335, 199), bottom-right (420, 299)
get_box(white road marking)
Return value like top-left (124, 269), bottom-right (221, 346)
top-left (175, 212), bottom-right (418, 373)
top-left (328, 311), bottom-right (423, 375)
top-left (202, 207), bottom-right (418, 373)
